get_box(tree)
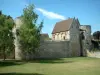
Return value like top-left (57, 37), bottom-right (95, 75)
top-left (93, 31), bottom-right (100, 40)
top-left (0, 11), bottom-right (15, 60)
top-left (18, 4), bottom-right (43, 59)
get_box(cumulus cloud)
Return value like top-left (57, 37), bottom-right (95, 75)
top-left (36, 8), bottom-right (66, 20)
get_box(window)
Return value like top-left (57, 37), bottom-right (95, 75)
top-left (63, 36), bottom-right (65, 40)
top-left (53, 35), bottom-right (55, 40)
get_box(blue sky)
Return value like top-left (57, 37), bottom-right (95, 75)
top-left (0, 0), bottom-right (100, 37)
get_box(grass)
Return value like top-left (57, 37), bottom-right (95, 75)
top-left (0, 57), bottom-right (100, 75)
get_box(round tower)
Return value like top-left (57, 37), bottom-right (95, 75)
top-left (12, 17), bottom-right (22, 60)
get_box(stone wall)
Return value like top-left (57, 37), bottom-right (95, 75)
top-left (21, 40), bottom-right (70, 59)
top-left (38, 41), bottom-right (70, 58)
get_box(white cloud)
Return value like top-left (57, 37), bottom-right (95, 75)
top-left (36, 8), bottom-right (66, 20)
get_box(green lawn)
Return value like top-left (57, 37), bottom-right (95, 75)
top-left (0, 57), bottom-right (100, 75)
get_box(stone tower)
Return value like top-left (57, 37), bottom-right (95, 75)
top-left (12, 17), bottom-right (22, 60)
top-left (80, 25), bottom-right (91, 56)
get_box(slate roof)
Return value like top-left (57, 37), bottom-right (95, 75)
top-left (52, 18), bottom-right (73, 34)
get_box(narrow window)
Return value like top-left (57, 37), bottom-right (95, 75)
top-left (53, 35), bottom-right (55, 40)
top-left (63, 36), bottom-right (65, 40)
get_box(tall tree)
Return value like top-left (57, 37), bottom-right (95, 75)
top-left (18, 4), bottom-right (43, 59)
top-left (0, 11), bottom-right (15, 60)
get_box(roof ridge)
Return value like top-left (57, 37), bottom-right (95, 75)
top-left (68, 18), bottom-right (74, 30)
top-left (52, 18), bottom-right (74, 34)
top-left (56, 18), bottom-right (73, 24)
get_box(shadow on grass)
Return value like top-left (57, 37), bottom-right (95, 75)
top-left (26, 58), bottom-right (74, 64)
top-left (0, 73), bottom-right (43, 75)
top-left (0, 60), bottom-right (25, 67)
top-left (0, 58), bottom-right (74, 66)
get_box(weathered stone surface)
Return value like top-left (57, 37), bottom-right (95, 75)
top-left (37, 41), bottom-right (70, 58)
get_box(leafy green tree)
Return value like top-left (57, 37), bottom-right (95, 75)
top-left (0, 11), bottom-right (15, 60)
top-left (18, 4), bottom-right (43, 59)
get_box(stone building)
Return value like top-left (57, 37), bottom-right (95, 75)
top-left (52, 18), bottom-right (91, 56)
top-left (52, 18), bottom-right (73, 41)
top-left (52, 18), bottom-right (91, 42)
top-left (13, 17), bottom-right (91, 60)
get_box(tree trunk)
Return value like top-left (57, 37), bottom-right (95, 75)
top-left (3, 46), bottom-right (6, 60)
top-left (14, 48), bottom-right (15, 59)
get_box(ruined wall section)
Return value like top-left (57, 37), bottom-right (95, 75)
top-left (80, 25), bottom-right (91, 56)
top-left (80, 25), bottom-right (91, 49)
top-left (13, 17), bottom-right (22, 60)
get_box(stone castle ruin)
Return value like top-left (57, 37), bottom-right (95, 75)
top-left (13, 17), bottom-right (91, 60)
